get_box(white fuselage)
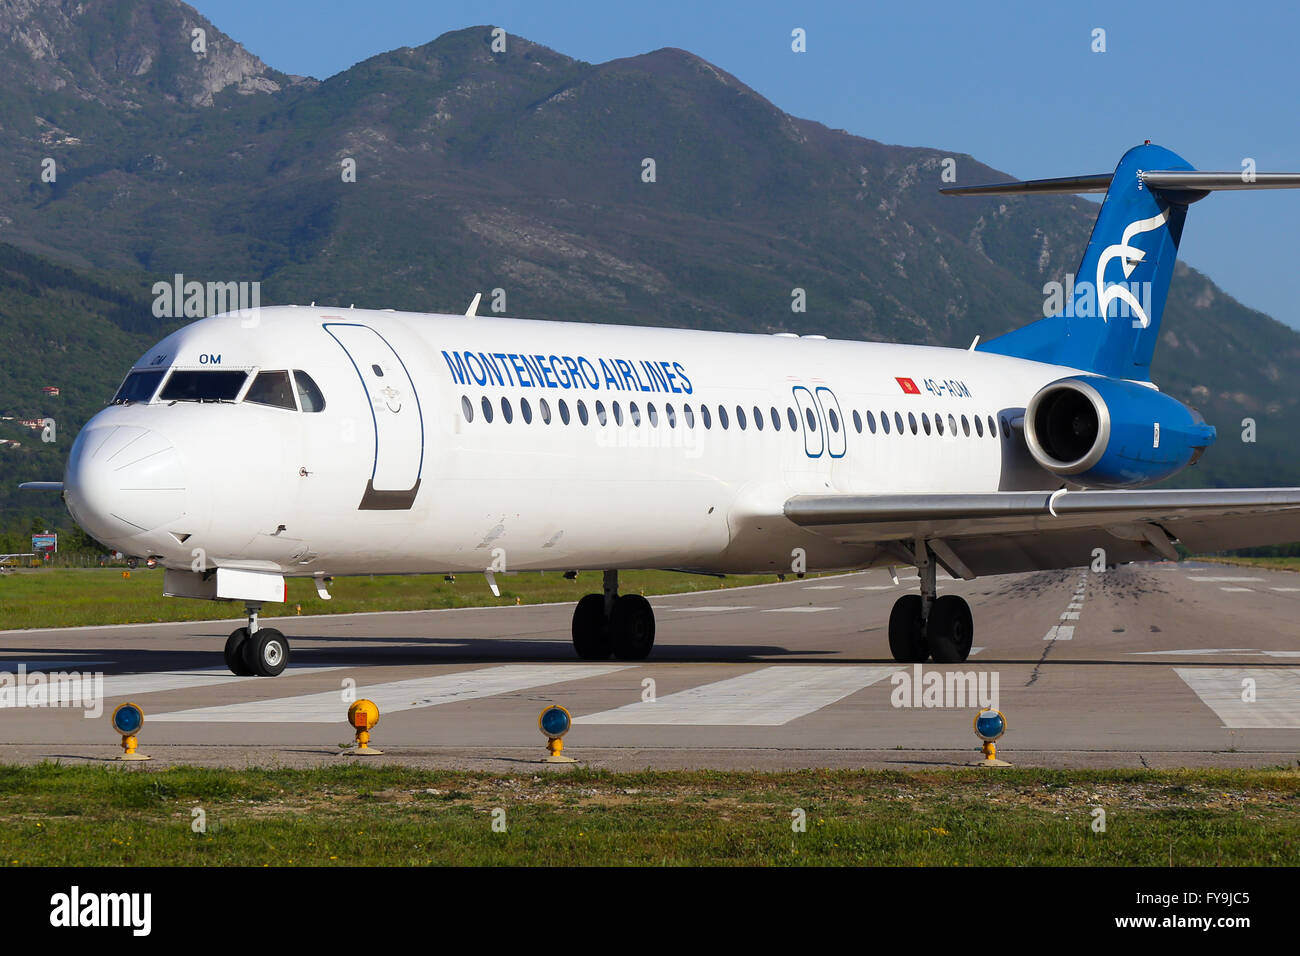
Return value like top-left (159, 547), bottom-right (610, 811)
top-left (64, 307), bottom-right (1083, 578)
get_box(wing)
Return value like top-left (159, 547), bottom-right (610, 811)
top-left (784, 488), bottom-right (1300, 578)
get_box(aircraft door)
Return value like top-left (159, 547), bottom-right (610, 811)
top-left (323, 323), bottom-right (424, 509)
top-left (814, 387), bottom-right (846, 458)
top-left (792, 386), bottom-right (824, 459)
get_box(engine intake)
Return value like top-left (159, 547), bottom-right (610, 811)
top-left (1024, 376), bottom-right (1215, 488)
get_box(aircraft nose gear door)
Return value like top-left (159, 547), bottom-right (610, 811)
top-left (324, 323), bottom-right (424, 510)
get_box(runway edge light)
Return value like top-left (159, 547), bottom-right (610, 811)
top-left (344, 698), bottom-right (383, 756)
top-left (538, 705), bottom-right (577, 763)
top-left (111, 702), bottom-right (150, 761)
top-left (971, 707), bottom-right (1011, 767)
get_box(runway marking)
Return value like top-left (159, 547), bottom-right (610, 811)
top-left (802, 585), bottom-right (844, 590)
top-left (0, 665), bottom-right (344, 709)
top-left (1134, 648), bottom-right (1300, 659)
top-left (666, 606), bottom-right (754, 612)
top-left (1220, 587), bottom-right (1253, 592)
top-left (1271, 587), bottom-right (1300, 592)
top-left (151, 664), bottom-right (630, 723)
top-left (1043, 625), bottom-right (1075, 641)
top-left (1068, 602), bottom-right (1083, 609)
top-left (761, 606), bottom-right (840, 613)
top-left (856, 585), bottom-right (897, 591)
top-left (1175, 668), bottom-right (1300, 729)
top-left (1191, 577), bottom-right (1265, 583)
top-left (575, 665), bottom-right (899, 726)
top-left (1060, 611), bottom-right (1080, 620)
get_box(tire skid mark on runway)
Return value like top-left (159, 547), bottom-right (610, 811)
top-left (150, 664), bottom-right (631, 723)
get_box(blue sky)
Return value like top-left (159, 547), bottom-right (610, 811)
top-left (194, 0), bottom-right (1300, 331)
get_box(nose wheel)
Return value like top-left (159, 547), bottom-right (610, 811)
top-left (224, 604), bottom-right (291, 676)
top-left (571, 570), bottom-right (656, 660)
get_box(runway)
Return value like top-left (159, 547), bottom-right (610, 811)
top-left (1, 561), bottom-right (1297, 769)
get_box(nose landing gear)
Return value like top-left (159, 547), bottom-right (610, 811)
top-left (886, 540), bottom-right (974, 664)
top-left (224, 603), bottom-right (291, 676)
top-left (571, 570), bottom-right (656, 660)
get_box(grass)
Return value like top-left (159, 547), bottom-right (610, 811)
top-left (0, 764), bottom-right (1295, 866)
top-left (0, 567), bottom-right (795, 630)
top-left (1200, 556), bottom-right (1300, 573)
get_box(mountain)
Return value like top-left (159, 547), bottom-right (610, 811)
top-left (0, 7), bottom-right (1297, 538)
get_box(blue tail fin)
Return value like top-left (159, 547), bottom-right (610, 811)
top-left (965, 143), bottom-right (1195, 380)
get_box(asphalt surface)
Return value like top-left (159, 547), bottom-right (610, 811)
top-left (1, 561), bottom-right (1297, 770)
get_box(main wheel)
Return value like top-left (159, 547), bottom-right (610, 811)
top-left (926, 595), bottom-right (974, 663)
top-left (572, 593), bottom-right (612, 659)
top-left (225, 628), bottom-right (254, 676)
top-left (242, 627), bottom-right (290, 676)
top-left (888, 595), bottom-right (928, 662)
top-left (610, 593), bottom-right (655, 660)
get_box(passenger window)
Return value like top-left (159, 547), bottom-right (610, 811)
top-left (974, 415), bottom-right (984, 437)
top-left (770, 407), bottom-right (780, 431)
top-left (520, 397), bottom-right (533, 424)
top-left (718, 406), bottom-right (729, 429)
top-left (895, 412), bottom-right (905, 434)
top-left (595, 401), bottom-right (607, 426)
top-left (933, 413), bottom-right (942, 436)
top-left (559, 399), bottom-right (571, 425)
top-left (539, 398), bottom-right (551, 424)
top-left (501, 397), bottom-right (513, 424)
top-left (701, 405), bottom-right (712, 429)
top-left (753, 406), bottom-right (763, 431)
top-left (684, 404), bottom-right (695, 428)
top-left (988, 415), bottom-right (998, 438)
top-left (908, 413), bottom-right (918, 435)
top-left (293, 371), bottom-right (326, 412)
top-left (614, 402), bottom-right (624, 426)
top-left (481, 396), bottom-right (494, 423)
top-left (881, 411), bottom-right (890, 435)
top-left (805, 408), bottom-right (817, 432)
top-left (461, 395), bottom-right (473, 422)
top-left (629, 402), bottom-right (641, 426)
top-left (648, 403), bottom-right (659, 427)
top-left (578, 400), bottom-right (590, 425)
top-left (949, 414), bottom-right (958, 437)
top-left (867, 411), bottom-right (877, 434)
top-left (736, 406), bottom-right (746, 430)
top-left (961, 414), bottom-right (970, 437)
top-left (665, 404), bottom-right (676, 427)
top-left (787, 408), bottom-right (797, 430)
top-left (852, 410), bottom-right (862, 434)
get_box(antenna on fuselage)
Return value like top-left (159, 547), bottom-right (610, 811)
top-left (465, 292), bottom-right (482, 318)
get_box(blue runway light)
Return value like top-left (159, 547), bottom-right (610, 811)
top-left (539, 705), bottom-right (571, 738)
top-left (111, 702), bottom-right (143, 736)
top-left (974, 709), bottom-right (1006, 742)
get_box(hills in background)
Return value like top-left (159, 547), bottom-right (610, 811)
top-left (1, 2), bottom-right (1297, 538)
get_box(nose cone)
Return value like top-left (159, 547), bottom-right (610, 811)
top-left (64, 425), bottom-right (188, 546)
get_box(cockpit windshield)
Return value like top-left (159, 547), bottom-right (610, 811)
top-left (111, 369), bottom-right (166, 404)
top-left (158, 370), bottom-right (247, 402)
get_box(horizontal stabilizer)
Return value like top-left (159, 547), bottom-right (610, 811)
top-left (18, 481), bottom-right (63, 492)
top-left (942, 169), bottom-right (1300, 197)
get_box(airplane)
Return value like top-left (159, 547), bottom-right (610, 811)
top-left (21, 142), bottom-right (1300, 677)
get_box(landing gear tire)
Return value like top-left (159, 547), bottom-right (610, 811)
top-left (610, 594), bottom-right (655, 660)
top-left (225, 628), bottom-right (255, 676)
top-left (242, 627), bottom-right (290, 676)
top-left (888, 595), bottom-right (928, 663)
top-left (572, 593), bottom-right (613, 660)
top-left (926, 595), bottom-right (973, 664)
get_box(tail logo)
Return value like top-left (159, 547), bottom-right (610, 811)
top-left (1095, 208), bottom-right (1169, 327)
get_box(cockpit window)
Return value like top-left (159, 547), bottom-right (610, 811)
top-left (244, 370), bottom-right (297, 410)
top-left (159, 370), bottom-right (247, 402)
top-left (111, 369), bottom-right (165, 404)
top-left (293, 370), bottom-right (326, 412)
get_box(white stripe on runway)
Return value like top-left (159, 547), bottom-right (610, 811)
top-left (576, 665), bottom-right (899, 726)
top-left (0, 665), bottom-right (344, 709)
top-left (151, 664), bottom-right (630, 723)
top-left (1191, 577), bottom-right (1265, 582)
top-left (1271, 588), bottom-right (1300, 593)
top-left (1220, 587), bottom-right (1253, 592)
top-left (802, 585), bottom-right (844, 590)
top-left (1175, 667), bottom-right (1300, 728)
top-left (667, 606), bottom-right (754, 612)
top-left (856, 585), bottom-right (897, 590)
top-left (1060, 611), bottom-right (1080, 620)
top-left (761, 606), bottom-right (839, 613)
top-left (1043, 625), bottom-right (1075, 641)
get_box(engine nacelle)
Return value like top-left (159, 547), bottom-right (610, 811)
top-left (1023, 376), bottom-right (1216, 488)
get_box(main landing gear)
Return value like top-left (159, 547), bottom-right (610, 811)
top-left (571, 570), bottom-right (656, 660)
top-left (224, 603), bottom-right (290, 676)
top-left (887, 542), bottom-right (974, 664)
